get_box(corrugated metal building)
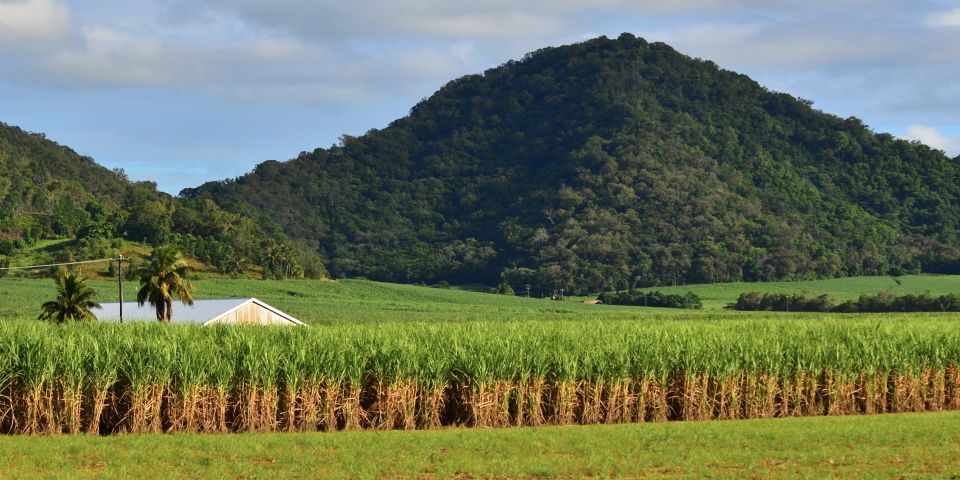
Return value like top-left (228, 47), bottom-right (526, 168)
top-left (95, 298), bottom-right (304, 326)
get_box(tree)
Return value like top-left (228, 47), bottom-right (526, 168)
top-left (261, 241), bottom-right (302, 279)
top-left (494, 281), bottom-right (515, 295)
top-left (134, 244), bottom-right (195, 322)
top-left (38, 269), bottom-right (100, 323)
top-left (123, 200), bottom-right (172, 244)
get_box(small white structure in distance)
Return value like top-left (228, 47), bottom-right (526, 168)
top-left (95, 298), bottom-right (304, 326)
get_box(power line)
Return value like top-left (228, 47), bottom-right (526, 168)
top-left (0, 257), bottom-right (126, 271)
top-left (1, 256), bottom-right (131, 322)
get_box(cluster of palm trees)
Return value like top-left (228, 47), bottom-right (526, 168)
top-left (262, 242), bottom-right (303, 279)
top-left (38, 245), bottom-right (195, 323)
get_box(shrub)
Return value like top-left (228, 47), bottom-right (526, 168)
top-left (597, 290), bottom-right (702, 309)
top-left (727, 291), bottom-right (960, 313)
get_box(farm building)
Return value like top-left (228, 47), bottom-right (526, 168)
top-left (95, 298), bottom-right (304, 326)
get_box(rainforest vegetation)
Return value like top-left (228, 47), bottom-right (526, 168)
top-left (183, 34), bottom-right (960, 292)
top-left (728, 290), bottom-right (960, 313)
top-left (0, 123), bottom-right (325, 279)
top-left (5, 34), bottom-right (960, 292)
top-left (597, 290), bottom-right (702, 309)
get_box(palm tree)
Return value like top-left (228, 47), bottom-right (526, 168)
top-left (261, 242), bottom-right (303, 279)
top-left (38, 269), bottom-right (100, 323)
top-left (134, 245), bottom-right (195, 322)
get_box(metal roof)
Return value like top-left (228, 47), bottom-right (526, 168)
top-left (94, 298), bottom-right (303, 326)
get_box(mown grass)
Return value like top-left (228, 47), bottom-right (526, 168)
top-left (5, 274), bottom-right (960, 323)
top-left (1, 412), bottom-right (958, 479)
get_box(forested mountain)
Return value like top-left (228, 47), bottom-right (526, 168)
top-left (7, 34), bottom-right (956, 292)
top-left (0, 123), bottom-right (324, 278)
top-left (184, 34), bottom-right (960, 292)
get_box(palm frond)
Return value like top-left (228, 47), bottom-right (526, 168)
top-left (135, 245), bottom-right (195, 322)
top-left (38, 270), bottom-right (100, 324)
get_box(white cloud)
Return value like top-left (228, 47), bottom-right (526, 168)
top-left (928, 8), bottom-right (960, 28)
top-left (180, 0), bottom-right (765, 41)
top-left (450, 41), bottom-right (479, 67)
top-left (644, 17), bottom-right (960, 72)
top-left (0, 0), bottom-right (73, 48)
top-left (404, 12), bottom-right (562, 37)
top-left (25, 21), bottom-right (466, 106)
top-left (173, 0), bottom-right (923, 44)
top-left (180, 0), bottom-right (562, 40)
top-left (4, 0), bottom-right (957, 98)
top-left (40, 25), bottom-right (302, 87)
top-left (47, 26), bottom-right (177, 86)
top-left (905, 125), bottom-right (960, 155)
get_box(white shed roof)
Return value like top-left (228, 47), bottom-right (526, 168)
top-left (95, 298), bottom-right (303, 326)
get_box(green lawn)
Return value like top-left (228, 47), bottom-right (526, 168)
top-left (4, 274), bottom-right (960, 323)
top-left (1, 412), bottom-right (956, 479)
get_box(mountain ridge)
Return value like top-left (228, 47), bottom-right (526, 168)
top-left (185, 34), bottom-right (960, 292)
top-left (6, 33), bottom-right (958, 292)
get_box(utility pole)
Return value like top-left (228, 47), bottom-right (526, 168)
top-left (117, 255), bottom-right (123, 324)
top-left (524, 284), bottom-right (531, 298)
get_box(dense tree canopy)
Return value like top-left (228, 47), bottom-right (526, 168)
top-left (184, 34), bottom-right (960, 292)
top-left (0, 123), bottom-right (322, 278)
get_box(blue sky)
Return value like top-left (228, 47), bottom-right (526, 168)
top-left (1, 0), bottom-right (958, 193)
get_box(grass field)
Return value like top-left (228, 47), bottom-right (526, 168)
top-left (0, 276), bottom-right (677, 323)
top-left (4, 274), bottom-right (960, 323)
top-left (1, 411), bottom-right (957, 479)
top-left (631, 274), bottom-right (960, 309)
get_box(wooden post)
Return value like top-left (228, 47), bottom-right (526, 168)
top-left (118, 255), bottom-right (123, 324)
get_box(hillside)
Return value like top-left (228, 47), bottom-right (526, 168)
top-left (0, 123), bottom-right (142, 239)
top-left (0, 123), bottom-right (323, 278)
top-left (185, 34), bottom-right (960, 293)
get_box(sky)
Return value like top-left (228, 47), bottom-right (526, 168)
top-left (1, 0), bottom-right (959, 194)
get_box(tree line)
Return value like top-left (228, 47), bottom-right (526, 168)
top-left (597, 290), bottom-right (702, 309)
top-left (727, 291), bottom-right (960, 313)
